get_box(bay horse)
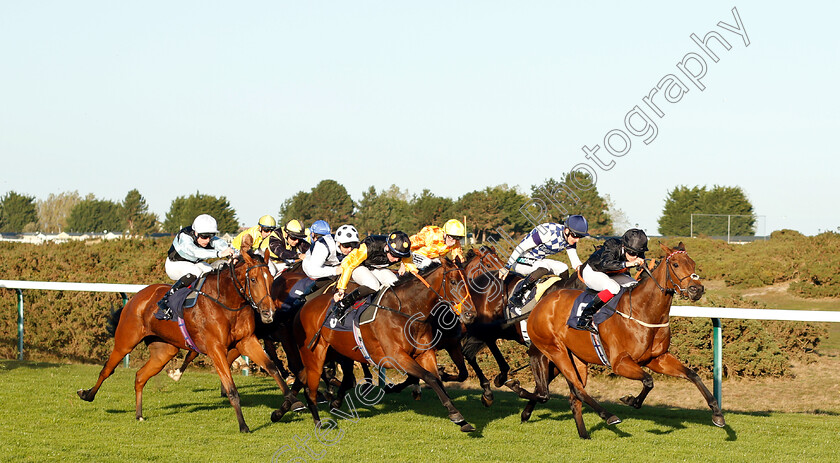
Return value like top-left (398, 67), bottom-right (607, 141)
top-left (77, 249), bottom-right (301, 433)
top-left (461, 246), bottom-right (584, 406)
top-left (275, 257), bottom-right (479, 432)
top-left (523, 243), bottom-right (725, 439)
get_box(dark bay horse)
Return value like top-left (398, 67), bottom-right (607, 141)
top-left (277, 258), bottom-right (479, 432)
top-left (523, 243), bottom-right (725, 439)
top-left (77, 250), bottom-right (300, 433)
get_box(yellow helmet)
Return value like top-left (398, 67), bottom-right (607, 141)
top-left (258, 215), bottom-right (277, 229)
top-left (285, 219), bottom-right (306, 239)
top-left (442, 219), bottom-right (466, 237)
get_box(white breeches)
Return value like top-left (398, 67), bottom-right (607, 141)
top-left (165, 259), bottom-right (213, 281)
top-left (581, 264), bottom-right (637, 295)
top-left (512, 258), bottom-right (569, 277)
top-left (351, 267), bottom-right (398, 291)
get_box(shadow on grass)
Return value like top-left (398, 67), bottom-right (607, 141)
top-left (0, 359), bottom-right (65, 371)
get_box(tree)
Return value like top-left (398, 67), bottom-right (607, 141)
top-left (122, 189), bottom-right (158, 236)
top-left (410, 189), bottom-right (454, 228)
top-left (657, 185), bottom-right (755, 236)
top-left (530, 174), bottom-right (613, 236)
top-left (0, 191), bottom-right (38, 233)
top-left (279, 190), bottom-right (313, 226)
top-left (353, 185), bottom-right (413, 236)
top-left (278, 179), bottom-right (354, 230)
top-left (487, 184), bottom-right (532, 235)
top-left (163, 192), bottom-right (238, 234)
top-left (449, 188), bottom-right (505, 243)
top-left (37, 191), bottom-right (82, 233)
top-left (67, 194), bottom-right (123, 233)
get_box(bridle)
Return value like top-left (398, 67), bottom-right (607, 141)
top-left (194, 257), bottom-right (273, 313)
top-left (642, 250), bottom-right (701, 299)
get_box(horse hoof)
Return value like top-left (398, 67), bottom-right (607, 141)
top-left (520, 411), bottom-right (532, 423)
top-left (460, 423), bottom-right (476, 433)
top-left (411, 390), bottom-right (421, 401)
top-left (292, 401), bottom-right (306, 412)
top-left (167, 369), bottom-right (183, 382)
top-left (240, 426), bottom-right (251, 433)
top-left (330, 400), bottom-right (342, 410)
top-left (620, 395), bottom-right (641, 409)
top-left (606, 415), bottom-right (622, 426)
top-left (480, 394), bottom-right (493, 408)
top-left (136, 415), bottom-right (145, 422)
top-left (76, 389), bottom-right (92, 402)
top-left (493, 374), bottom-right (507, 388)
top-left (271, 409), bottom-right (286, 422)
top-left (713, 414), bottom-right (726, 428)
top-left (504, 378), bottom-right (520, 389)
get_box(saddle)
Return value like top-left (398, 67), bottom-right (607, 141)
top-left (155, 276), bottom-right (208, 321)
top-left (322, 287), bottom-right (387, 332)
top-left (565, 287), bottom-right (626, 331)
top-left (506, 276), bottom-right (561, 343)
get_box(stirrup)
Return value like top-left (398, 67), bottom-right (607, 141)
top-left (577, 317), bottom-right (598, 334)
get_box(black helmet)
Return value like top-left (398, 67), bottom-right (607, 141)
top-left (622, 228), bottom-right (648, 257)
top-left (386, 231), bottom-right (411, 258)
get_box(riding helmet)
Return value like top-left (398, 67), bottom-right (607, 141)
top-left (386, 231), bottom-right (412, 258)
top-left (622, 228), bottom-right (649, 256)
top-left (564, 215), bottom-right (590, 237)
top-left (284, 219), bottom-right (307, 240)
top-left (442, 219), bottom-right (466, 238)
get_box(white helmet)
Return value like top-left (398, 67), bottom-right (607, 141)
top-left (192, 214), bottom-right (219, 235)
top-left (334, 224), bottom-right (359, 244)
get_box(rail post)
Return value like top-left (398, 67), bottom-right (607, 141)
top-left (120, 292), bottom-right (130, 368)
top-left (712, 317), bottom-right (722, 406)
top-left (16, 289), bottom-right (24, 361)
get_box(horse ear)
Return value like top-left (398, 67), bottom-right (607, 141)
top-left (241, 234), bottom-right (253, 254)
top-left (264, 248), bottom-right (271, 263)
top-left (676, 241), bottom-right (686, 251)
top-left (659, 242), bottom-right (672, 254)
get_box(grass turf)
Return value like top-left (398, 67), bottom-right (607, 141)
top-left (1, 360), bottom-right (838, 462)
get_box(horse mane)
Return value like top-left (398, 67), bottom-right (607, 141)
top-left (464, 248), bottom-right (476, 262)
top-left (391, 261), bottom-right (442, 288)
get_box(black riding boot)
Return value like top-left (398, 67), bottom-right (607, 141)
top-left (509, 268), bottom-right (548, 308)
top-left (576, 296), bottom-right (607, 334)
top-left (156, 274), bottom-right (197, 320)
top-left (335, 287), bottom-right (375, 321)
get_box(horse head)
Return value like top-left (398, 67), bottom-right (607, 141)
top-left (442, 256), bottom-right (477, 324)
top-left (235, 249), bottom-right (276, 323)
top-left (658, 242), bottom-right (705, 301)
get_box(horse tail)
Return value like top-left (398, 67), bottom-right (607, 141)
top-left (461, 334), bottom-right (487, 359)
top-left (106, 306), bottom-right (124, 338)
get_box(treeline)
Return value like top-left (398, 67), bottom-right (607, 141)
top-left (1, 179), bottom-right (758, 237)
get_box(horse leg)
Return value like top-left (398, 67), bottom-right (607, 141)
top-left (207, 345), bottom-right (250, 433)
top-left (520, 347), bottom-right (554, 422)
top-left (461, 335), bottom-right (493, 406)
top-left (329, 357), bottom-right (358, 410)
top-left (610, 352), bottom-right (656, 410)
top-left (134, 342), bottom-right (180, 421)
top-left (263, 339), bottom-right (291, 379)
top-left (234, 335), bottom-right (305, 423)
top-left (644, 352), bottom-right (725, 427)
top-left (440, 339), bottom-right (469, 383)
top-left (545, 345), bottom-right (620, 432)
top-left (488, 340), bottom-right (512, 388)
top-left (409, 349), bottom-right (475, 432)
top-left (77, 319), bottom-right (144, 402)
top-left (168, 349), bottom-right (199, 382)
top-left (567, 355), bottom-right (590, 439)
top-left (278, 337), bottom-right (327, 428)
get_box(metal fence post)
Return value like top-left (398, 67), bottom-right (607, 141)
top-left (16, 289), bottom-right (24, 361)
top-left (120, 292), bottom-right (130, 368)
top-left (712, 318), bottom-right (722, 407)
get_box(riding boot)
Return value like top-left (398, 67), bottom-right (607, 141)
top-left (509, 277), bottom-right (537, 308)
top-left (156, 274), bottom-right (197, 320)
top-left (335, 287), bottom-right (375, 321)
top-left (576, 296), bottom-right (608, 334)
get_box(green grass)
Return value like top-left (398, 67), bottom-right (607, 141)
top-left (2, 360), bottom-right (839, 462)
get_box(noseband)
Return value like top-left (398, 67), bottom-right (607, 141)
top-left (644, 250), bottom-right (701, 299)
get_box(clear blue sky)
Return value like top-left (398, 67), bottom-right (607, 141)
top-left (1, 2), bottom-right (837, 235)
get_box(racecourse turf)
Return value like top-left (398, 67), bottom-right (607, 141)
top-left (1, 360), bottom-right (837, 463)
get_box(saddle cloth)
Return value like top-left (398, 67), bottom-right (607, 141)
top-left (565, 287), bottom-right (626, 331)
top-left (506, 276), bottom-right (561, 342)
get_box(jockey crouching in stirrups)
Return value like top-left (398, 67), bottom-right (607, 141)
top-left (499, 215), bottom-right (589, 309)
top-left (332, 232), bottom-right (417, 318)
top-left (409, 219), bottom-right (466, 271)
top-left (576, 228), bottom-right (648, 334)
top-left (231, 214), bottom-right (276, 254)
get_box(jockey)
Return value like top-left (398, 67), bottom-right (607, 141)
top-left (309, 220), bottom-right (331, 244)
top-left (333, 224), bottom-right (361, 258)
top-left (230, 214), bottom-right (276, 252)
top-left (158, 214), bottom-right (234, 319)
top-left (267, 219), bottom-right (311, 275)
top-left (409, 219), bottom-right (466, 270)
top-left (332, 231), bottom-right (416, 317)
top-left (577, 228), bottom-right (648, 334)
top-left (302, 220), bottom-right (339, 280)
top-left (499, 215), bottom-right (589, 308)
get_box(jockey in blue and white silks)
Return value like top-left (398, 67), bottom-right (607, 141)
top-left (500, 215), bottom-right (589, 308)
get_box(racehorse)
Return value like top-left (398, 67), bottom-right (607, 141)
top-left (521, 242), bottom-right (725, 439)
top-left (460, 246), bottom-right (584, 406)
top-left (275, 257), bottom-right (479, 432)
top-left (77, 249), bottom-right (301, 433)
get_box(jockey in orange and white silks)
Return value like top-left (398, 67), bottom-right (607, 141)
top-left (500, 215), bottom-right (589, 308)
top-left (231, 215), bottom-right (276, 253)
top-left (409, 219), bottom-right (466, 270)
top-left (576, 228), bottom-right (648, 334)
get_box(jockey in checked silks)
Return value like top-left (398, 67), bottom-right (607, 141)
top-left (498, 214), bottom-right (590, 309)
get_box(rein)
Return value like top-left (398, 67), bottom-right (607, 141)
top-left (193, 258), bottom-right (271, 313)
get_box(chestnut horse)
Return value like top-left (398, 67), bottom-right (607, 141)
top-left (523, 243), bottom-right (725, 439)
top-left (276, 258), bottom-right (478, 432)
top-left (77, 250), bottom-right (300, 433)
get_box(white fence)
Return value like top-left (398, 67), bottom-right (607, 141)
top-left (2, 280), bottom-right (839, 407)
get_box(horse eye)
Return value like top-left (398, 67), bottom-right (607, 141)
top-left (672, 263), bottom-right (679, 268)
